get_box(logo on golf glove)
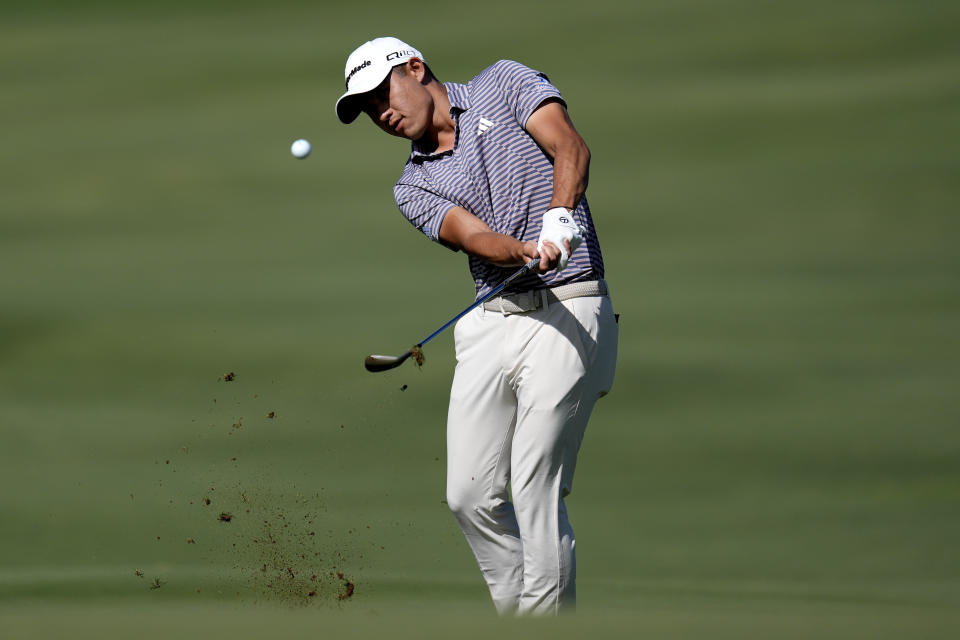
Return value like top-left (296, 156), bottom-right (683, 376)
top-left (537, 207), bottom-right (585, 271)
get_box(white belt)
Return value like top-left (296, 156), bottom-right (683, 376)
top-left (482, 280), bottom-right (608, 315)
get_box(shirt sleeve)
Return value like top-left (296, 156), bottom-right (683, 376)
top-left (489, 60), bottom-right (565, 128)
top-left (394, 180), bottom-right (458, 248)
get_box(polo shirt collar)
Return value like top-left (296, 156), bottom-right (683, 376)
top-left (410, 82), bottom-right (470, 161)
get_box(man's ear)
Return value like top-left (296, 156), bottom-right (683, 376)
top-left (408, 58), bottom-right (428, 83)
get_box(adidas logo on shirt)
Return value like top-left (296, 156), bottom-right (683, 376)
top-left (477, 117), bottom-right (496, 136)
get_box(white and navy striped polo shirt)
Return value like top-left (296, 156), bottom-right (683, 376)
top-left (393, 60), bottom-right (605, 300)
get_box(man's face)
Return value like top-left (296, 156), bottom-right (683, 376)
top-left (361, 63), bottom-right (433, 141)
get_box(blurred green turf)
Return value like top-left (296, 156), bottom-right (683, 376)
top-left (1, 0), bottom-right (959, 637)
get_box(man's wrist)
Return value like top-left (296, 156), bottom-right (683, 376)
top-left (520, 240), bottom-right (539, 262)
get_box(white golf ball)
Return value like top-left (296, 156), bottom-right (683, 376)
top-left (291, 138), bottom-right (311, 159)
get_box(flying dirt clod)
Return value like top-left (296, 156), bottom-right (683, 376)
top-left (410, 345), bottom-right (424, 367)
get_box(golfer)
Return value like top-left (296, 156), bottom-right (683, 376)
top-left (335, 37), bottom-right (618, 615)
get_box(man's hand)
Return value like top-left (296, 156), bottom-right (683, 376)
top-left (536, 207), bottom-right (584, 271)
top-left (520, 238), bottom-right (566, 273)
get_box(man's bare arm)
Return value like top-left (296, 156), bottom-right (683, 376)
top-left (524, 99), bottom-right (591, 211)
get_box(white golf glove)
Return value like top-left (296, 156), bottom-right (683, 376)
top-left (537, 207), bottom-right (585, 271)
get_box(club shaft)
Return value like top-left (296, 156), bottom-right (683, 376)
top-left (416, 258), bottom-right (540, 348)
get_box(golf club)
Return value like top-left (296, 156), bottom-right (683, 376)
top-left (364, 258), bottom-right (541, 372)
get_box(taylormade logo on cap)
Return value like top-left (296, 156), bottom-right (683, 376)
top-left (336, 37), bottom-right (425, 124)
top-left (345, 60), bottom-right (371, 89)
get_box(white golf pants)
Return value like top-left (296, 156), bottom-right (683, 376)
top-left (446, 293), bottom-right (618, 615)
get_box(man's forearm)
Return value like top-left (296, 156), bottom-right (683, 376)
top-left (549, 137), bottom-right (590, 211)
top-left (460, 231), bottom-right (531, 267)
top-left (439, 206), bottom-right (530, 266)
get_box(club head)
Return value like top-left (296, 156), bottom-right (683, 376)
top-left (364, 351), bottom-right (411, 373)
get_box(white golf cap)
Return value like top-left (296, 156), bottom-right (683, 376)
top-left (335, 37), bottom-right (425, 124)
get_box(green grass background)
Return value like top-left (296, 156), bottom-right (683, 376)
top-left (2, 0), bottom-right (958, 637)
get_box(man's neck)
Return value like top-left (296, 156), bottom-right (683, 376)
top-left (419, 82), bottom-right (456, 154)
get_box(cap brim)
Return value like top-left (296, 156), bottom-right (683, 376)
top-left (335, 93), bottom-right (363, 124)
top-left (335, 69), bottom-right (391, 124)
